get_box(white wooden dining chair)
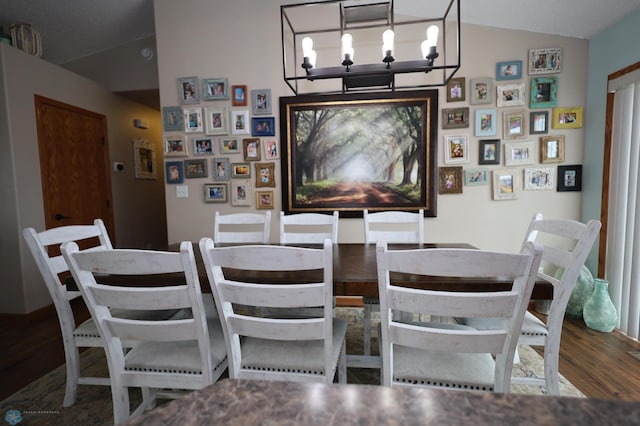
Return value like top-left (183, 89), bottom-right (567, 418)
top-left (376, 241), bottom-right (543, 392)
top-left (199, 237), bottom-right (347, 384)
top-left (61, 241), bottom-right (228, 424)
top-left (214, 211), bottom-right (271, 244)
top-left (279, 211), bottom-right (339, 244)
top-left (22, 220), bottom-right (119, 407)
top-left (459, 213), bottom-right (601, 395)
top-left (362, 209), bottom-right (424, 356)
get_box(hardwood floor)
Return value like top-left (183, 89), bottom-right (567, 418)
top-left (1, 302), bottom-right (639, 402)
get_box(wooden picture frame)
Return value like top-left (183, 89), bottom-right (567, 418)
top-left (252, 117), bottom-right (276, 136)
top-left (165, 161), bottom-right (184, 184)
top-left (540, 135), bottom-right (565, 163)
top-left (162, 106), bottom-right (184, 132)
top-left (184, 159), bottom-right (208, 178)
top-left (524, 167), bottom-right (555, 190)
top-left (231, 180), bottom-right (251, 206)
top-left (212, 157), bottom-right (231, 181)
top-left (133, 138), bottom-right (156, 180)
top-left (557, 165), bottom-right (582, 192)
top-left (496, 60), bottom-right (522, 81)
top-left (474, 108), bottom-right (498, 137)
top-left (438, 166), bottom-right (463, 194)
top-left (530, 110), bottom-right (549, 134)
top-left (231, 162), bottom-right (251, 178)
top-left (183, 107), bottom-right (203, 133)
top-left (204, 107), bottom-right (228, 136)
top-left (469, 78), bottom-right (493, 105)
top-left (243, 138), bottom-right (261, 161)
top-left (530, 76), bottom-right (557, 108)
top-left (263, 139), bottom-right (279, 159)
top-left (504, 140), bottom-right (535, 166)
top-left (163, 136), bottom-right (188, 157)
top-left (255, 162), bottom-right (275, 187)
top-left (256, 190), bottom-right (275, 209)
top-left (202, 77), bottom-right (229, 101)
top-left (444, 134), bottom-right (469, 164)
top-left (251, 89), bottom-right (272, 115)
top-left (465, 168), bottom-right (489, 186)
top-left (496, 83), bottom-right (526, 107)
top-left (528, 47), bottom-right (562, 75)
top-left (446, 77), bottom-right (466, 102)
top-left (231, 110), bottom-right (250, 135)
top-left (503, 110), bottom-right (526, 139)
top-left (492, 169), bottom-right (519, 200)
top-left (479, 139), bottom-right (500, 165)
top-left (552, 107), bottom-right (583, 129)
top-left (442, 107), bottom-right (469, 129)
top-left (220, 138), bottom-right (240, 154)
top-left (204, 183), bottom-right (228, 203)
top-left (280, 90), bottom-right (438, 217)
top-left (192, 137), bottom-right (215, 155)
top-left (231, 85), bottom-right (248, 106)
top-left (177, 76), bottom-right (199, 104)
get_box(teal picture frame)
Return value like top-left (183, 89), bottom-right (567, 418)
top-left (530, 76), bottom-right (557, 108)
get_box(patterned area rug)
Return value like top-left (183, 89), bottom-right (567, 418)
top-left (1, 308), bottom-right (584, 425)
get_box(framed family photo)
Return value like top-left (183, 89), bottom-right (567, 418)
top-left (492, 169), bottom-right (519, 200)
top-left (263, 139), bottom-right (279, 159)
top-left (465, 168), bottom-right (489, 186)
top-left (438, 166), bottom-right (463, 194)
top-left (504, 140), bottom-right (535, 166)
top-left (204, 183), bottom-right (228, 203)
top-left (192, 137), bottom-right (214, 155)
top-left (446, 77), bottom-right (466, 102)
top-left (540, 135), bottom-right (565, 163)
top-left (202, 78), bottom-right (229, 101)
top-left (256, 190), bottom-right (275, 209)
top-left (231, 180), bottom-right (251, 206)
top-left (165, 161), bottom-right (184, 184)
top-left (469, 78), bottom-right (493, 105)
top-left (557, 165), bottom-right (582, 191)
top-left (231, 85), bottom-right (247, 106)
top-left (220, 138), bottom-right (240, 153)
top-left (251, 89), bottom-right (272, 115)
top-left (184, 107), bottom-right (203, 133)
top-left (133, 138), bottom-right (156, 180)
top-left (496, 60), bottom-right (522, 81)
top-left (252, 117), bottom-right (276, 136)
top-left (528, 47), bottom-right (562, 75)
top-left (503, 110), bottom-right (526, 139)
top-left (231, 162), bottom-right (251, 178)
top-left (204, 107), bottom-right (228, 136)
top-left (479, 139), bottom-right (500, 165)
top-left (442, 108), bottom-right (469, 129)
top-left (255, 162), bottom-right (275, 187)
top-left (497, 83), bottom-right (526, 107)
top-left (530, 110), bottom-right (549, 134)
top-left (212, 157), bottom-right (231, 181)
top-left (552, 107), bottom-right (583, 129)
top-left (184, 159), bottom-right (208, 178)
top-left (444, 134), bottom-right (469, 164)
top-left (530, 76), bottom-right (558, 108)
top-left (177, 76), bottom-right (199, 104)
top-left (162, 106), bottom-right (184, 132)
top-left (475, 109), bottom-right (498, 137)
top-left (164, 136), bottom-right (188, 157)
top-left (524, 167), bottom-right (555, 190)
top-left (231, 110), bottom-right (250, 135)
top-left (243, 138), bottom-right (261, 161)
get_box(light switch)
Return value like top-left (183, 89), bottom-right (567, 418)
top-left (176, 185), bottom-right (188, 198)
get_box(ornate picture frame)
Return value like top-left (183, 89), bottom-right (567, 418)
top-left (528, 47), bottom-right (562, 75)
top-left (530, 76), bottom-right (558, 108)
top-left (256, 190), bottom-right (275, 209)
top-left (132, 138), bottom-right (157, 180)
top-left (212, 157), bottom-right (231, 181)
top-left (243, 138), bottom-right (261, 161)
top-left (438, 166), bottom-right (463, 194)
top-left (255, 162), bottom-right (275, 187)
top-left (540, 135), bottom-right (565, 163)
top-left (524, 167), bottom-right (555, 190)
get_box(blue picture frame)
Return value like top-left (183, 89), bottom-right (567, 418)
top-left (162, 106), bottom-right (184, 132)
top-left (252, 117), bottom-right (276, 136)
top-left (530, 76), bottom-right (558, 108)
top-left (496, 60), bottom-right (522, 81)
top-left (165, 161), bottom-right (184, 184)
top-left (474, 108), bottom-right (498, 137)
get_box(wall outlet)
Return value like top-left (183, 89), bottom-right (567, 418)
top-left (176, 185), bottom-right (189, 198)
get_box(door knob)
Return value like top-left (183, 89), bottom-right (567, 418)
top-left (54, 213), bottom-right (72, 220)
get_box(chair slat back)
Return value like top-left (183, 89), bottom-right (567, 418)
top-left (376, 241), bottom-right (543, 389)
top-left (280, 211), bottom-right (339, 244)
top-left (214, 211), bottom-right (271, 244)
top-left (364, 209), bottom-right (424, 244)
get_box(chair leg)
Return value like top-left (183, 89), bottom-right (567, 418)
top-left (62, 344), bottom-right (81, 407)
top-left (364, 304), bottom-right (372, 356)
top-left (544, 348), bottom-right (561, 396)
top-left (338, 342), bottom-right (347, 383)
top-left (111, 382), bottom-right (131, 424)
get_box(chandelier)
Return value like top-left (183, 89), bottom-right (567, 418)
top-left (281, 0), bottom-right (461, 95)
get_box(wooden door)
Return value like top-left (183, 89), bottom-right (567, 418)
top-left (34, 95), bottom-right (115, 239)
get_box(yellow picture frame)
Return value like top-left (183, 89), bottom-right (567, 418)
top-left (552, 107), bottom-right (583, 129)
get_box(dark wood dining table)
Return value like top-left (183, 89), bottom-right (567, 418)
top-left (122, 378), bottom-right (640, 426)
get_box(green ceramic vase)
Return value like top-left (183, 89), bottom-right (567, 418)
top-left (583, 278), bottom-right (618, 332)
top-left (563, 265), bottom-right (595, 319)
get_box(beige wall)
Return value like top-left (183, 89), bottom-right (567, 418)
top-left (155, 0), bottom-right (588, 252)
top-left (0, 43), bottom-right (167, 314)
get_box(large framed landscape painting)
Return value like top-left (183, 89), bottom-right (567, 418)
top-left (280, 90), bottom-right (438, 218)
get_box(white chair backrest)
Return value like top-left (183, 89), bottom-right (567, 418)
top-left (61, 241), bottom-right (214, 387)
top-left (376, 241), bottom-right (543, 391)
top-left (199, 238), bottom-right (334, 380)
top-left (364, 209), bottom-right (424, 244)
top-left (22, 219), bottom-right (113, 306)
top-left (521, 213), bottom-right (601, 330)
top-left (279, 211), bottom-right (339, 244)
top-left (214, 211), bottom-right (271, 244)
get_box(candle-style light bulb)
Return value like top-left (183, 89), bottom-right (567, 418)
top-left (301, 36), bottom-right (316, 68)
top-left (382, 29), bottom-right (394, 57)
top-left (341, 33), bottom-right (354, 60)
top-left (426, 25), bottom-right (440, 46)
